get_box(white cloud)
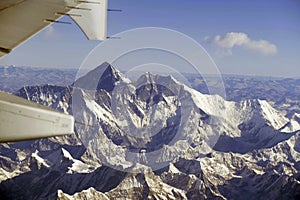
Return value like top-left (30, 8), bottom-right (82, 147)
top-left (205, 32), bottom-right (278, 55)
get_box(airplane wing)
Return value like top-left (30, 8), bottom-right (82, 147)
top-left (0, 91), bottom-right (74, 142)
top-left (0, 0), bottom-right (108, 58)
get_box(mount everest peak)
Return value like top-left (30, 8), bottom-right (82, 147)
top-left (73, 62), bottom-right (130, 92)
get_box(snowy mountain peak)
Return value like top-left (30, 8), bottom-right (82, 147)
top-left (73, 62), bottom-right (129, 92)
top-left (135, 72), bottom-right (181, 88)
top-left (58, 188), bottom-right (109, 200)
top-left (257, 99), bottom-right (289, 130)
top-left (280, 113), bottom-right (300, 133)
top-left (31, 150), bottom-right (50, 168)
top-left (237, 99), bottom-right (289, 130)
top-left (60, 148), bottom-right (95, 174)
top-left (61, 148), bottom-right (73, 160)
top-left (293, 113), bottom-right (300, 122)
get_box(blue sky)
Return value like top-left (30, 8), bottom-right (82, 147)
top-left (0, 0), bottom-right (299, 77)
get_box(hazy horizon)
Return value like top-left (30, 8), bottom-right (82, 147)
top-left (1, 63), bottom-right (299, 79)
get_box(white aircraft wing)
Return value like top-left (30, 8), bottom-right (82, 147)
top-left (0, 0), bottom-right (108, 58)
top-left (0, 91), bottom-right (74, 142)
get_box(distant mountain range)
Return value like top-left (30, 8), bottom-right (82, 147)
top-left (1, 65), bottom-right (299, 116)
top-left (0, 63), bottom-right (299, 199)
top-left (0, 65), bottom-right (76, 93)
top-left (188, 74), bottom-right (300, 117)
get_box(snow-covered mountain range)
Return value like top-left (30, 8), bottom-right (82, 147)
top-left (0, 62), bottom-right (299, 199)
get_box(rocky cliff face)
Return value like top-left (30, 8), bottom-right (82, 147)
top-left (0, 62), bottom-right (299, 199)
